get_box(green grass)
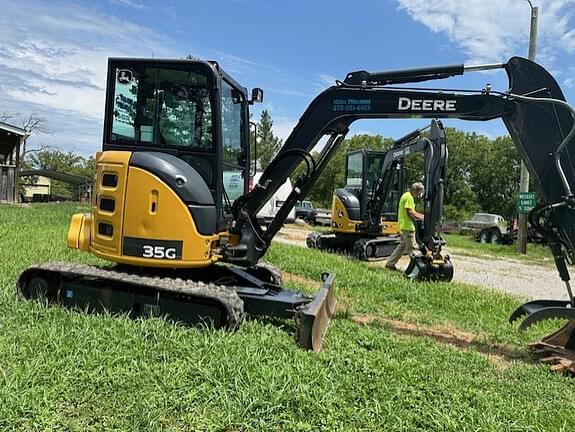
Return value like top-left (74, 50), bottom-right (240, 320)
top-left (444, 233), bottom-right (553, 266)
top-left (1, 203), bottom-right (574, 431)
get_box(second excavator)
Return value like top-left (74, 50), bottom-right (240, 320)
top-left (307, 119), bottom-right (452, 281)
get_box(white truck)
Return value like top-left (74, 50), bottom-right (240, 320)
top-left (252, 172), bottom-right (295, 225)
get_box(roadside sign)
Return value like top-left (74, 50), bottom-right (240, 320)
top-left (517, 192), bottom-right (536, 214)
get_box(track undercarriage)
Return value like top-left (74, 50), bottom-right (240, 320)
top-left (306, 231), bottom-right (399, 261)
top-left (18, 262), bottom-right (336, 352)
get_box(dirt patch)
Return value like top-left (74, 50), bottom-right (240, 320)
top-left (281, 268), bottom-right (526, 368)
top-left (352, 313), bottom-right (528, 369)
top-left (277, 226), bottom-right (311, 242)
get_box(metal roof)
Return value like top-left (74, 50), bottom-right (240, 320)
top-left (19, 169), bottom-right (90, 185)
top-left (0, 121), bottom-right (28, 156)
top-left (0, 122), bottom-right (27, 136)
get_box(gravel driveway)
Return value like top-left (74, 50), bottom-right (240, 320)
top-left (275, 226), bottom-right (570, 301)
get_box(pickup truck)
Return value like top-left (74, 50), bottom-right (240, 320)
top-left (461, 213), bottom-right (514, 244)
top-left (314, 208), bottom-right (332, 227)
top-left (295, 200), bottom-right (317, 224)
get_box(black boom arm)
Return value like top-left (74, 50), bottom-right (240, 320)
top-left (226, 57), bottom-right (575, 268)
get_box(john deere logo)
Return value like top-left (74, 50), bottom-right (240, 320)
top-left (117, 69), bottom-right (133, 84)
top-left (398, 97), bottom-right (456, 112)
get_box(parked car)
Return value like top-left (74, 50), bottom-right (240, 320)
top-left (461, 213), bottom-right (513, 244)
top-left (314, 208), bottom-right (332, 226)
top-left (295, 200), bottom-right (317, 224)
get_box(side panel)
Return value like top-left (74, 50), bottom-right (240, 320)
top-left (331, 193), bottom-right (400, 235)
top-left (114, 167), bottom-right (219, 267)
top-left (87, 151), bottom-right (220, 268)
top-left (90, 151), bottom-right (131, 256)
top-left (332, 193), bottom-right (359, 233)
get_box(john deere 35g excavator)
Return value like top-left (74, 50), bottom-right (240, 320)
top-left (306, 119), bottom-right (449, 273)
top-left (16, 56), bottom-right (575, 368)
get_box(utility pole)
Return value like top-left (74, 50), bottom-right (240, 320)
top-left (518, 1), bottom-right (538, 254)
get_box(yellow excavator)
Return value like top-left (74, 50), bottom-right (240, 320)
top-left (307, 120), bottom-right (449, 268)
top-left (16, 56), bottom-right (575, 369)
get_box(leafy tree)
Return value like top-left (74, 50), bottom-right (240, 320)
top-left (469, 135), bottom-right (520, 218)
top-left (256, 110), bottom-right (282, 169)
top-left (289, 126), bottom-right (522, 220)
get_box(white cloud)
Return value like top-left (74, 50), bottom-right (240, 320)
top-left (396, 0), bottom-right (575, 67)
top-left (565, 68), bottom-right (575, 88)
top-left (0, 1), bottom-right (181, 153)
top-left (109, 0), bottom-right (144, 8)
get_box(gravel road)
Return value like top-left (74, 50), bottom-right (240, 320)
top-left (275, 226), bottom-right (569, 301)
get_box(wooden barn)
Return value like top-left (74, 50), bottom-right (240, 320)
top-left (0, 121), bottom-right (28, 203)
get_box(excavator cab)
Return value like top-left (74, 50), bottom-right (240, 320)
top-left (308, 149), bottom-right (404, 258)
top-left (104, 59), bottom-right (252, 236)
top-left (332, 149), bottom-right (403, 233)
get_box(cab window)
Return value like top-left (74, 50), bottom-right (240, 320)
top-left (221, 80), bottom-right (246, 213)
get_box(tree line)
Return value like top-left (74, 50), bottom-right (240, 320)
top-left (14, 110), bottom-right (523, 220)
top-left (254, 111), bottom-right (523, 221)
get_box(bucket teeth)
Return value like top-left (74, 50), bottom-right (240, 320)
top-left (511, 301), bottom-right (575, 373)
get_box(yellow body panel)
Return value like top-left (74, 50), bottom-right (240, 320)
top-left (68, 151), bottom-right (227, 269)
top-left (90, 151), bottom-right (131, 256)
top-left (330, 194), bottom-right (400, 235)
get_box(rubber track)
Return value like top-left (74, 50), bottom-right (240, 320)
top-left (18, 262), bottom-right (245, 328)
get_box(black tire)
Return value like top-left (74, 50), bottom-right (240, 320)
top-left (27, 276), bottom-right (50, 299)
top-left (479, 230), bottom-right (490, 243)
top-left (365, 243), bottom-right (376, 258)
top-left (306, 232), bottom-right (321, 249)
top-left (490, 229), bottom-right (501, 244)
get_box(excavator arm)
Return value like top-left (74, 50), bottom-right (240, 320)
top-left (360, 119), bottom-right (451, 280)
top-left (228, 56), bottom-right (575, 369)
top-left (228, 57), bottom-right (575, 269)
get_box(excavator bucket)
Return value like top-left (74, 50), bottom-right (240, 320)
top-left (296, 273), bottom-right (337, 352)
top-left (509, 300), bottom-right (575, 373)
top-left (405, 254), bottom-right (454, 282)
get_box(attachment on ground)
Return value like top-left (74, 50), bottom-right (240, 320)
top-left (404, 253), bottom-right (454, 282)
top-left (510, 299), bottom-right (575, 373)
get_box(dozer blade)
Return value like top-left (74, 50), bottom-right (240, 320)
top-left (405, 254), bottom-right (453, 282)
top-left (296, 273), bottom-right (337, 352)
top-left (510, 299), bottom-right (575, 373)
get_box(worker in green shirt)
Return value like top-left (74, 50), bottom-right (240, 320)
top-left (385, 182), bottom-right (425, 271)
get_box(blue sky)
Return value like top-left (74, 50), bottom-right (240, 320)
top-left (1, 0), bottom-right (574, 156)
